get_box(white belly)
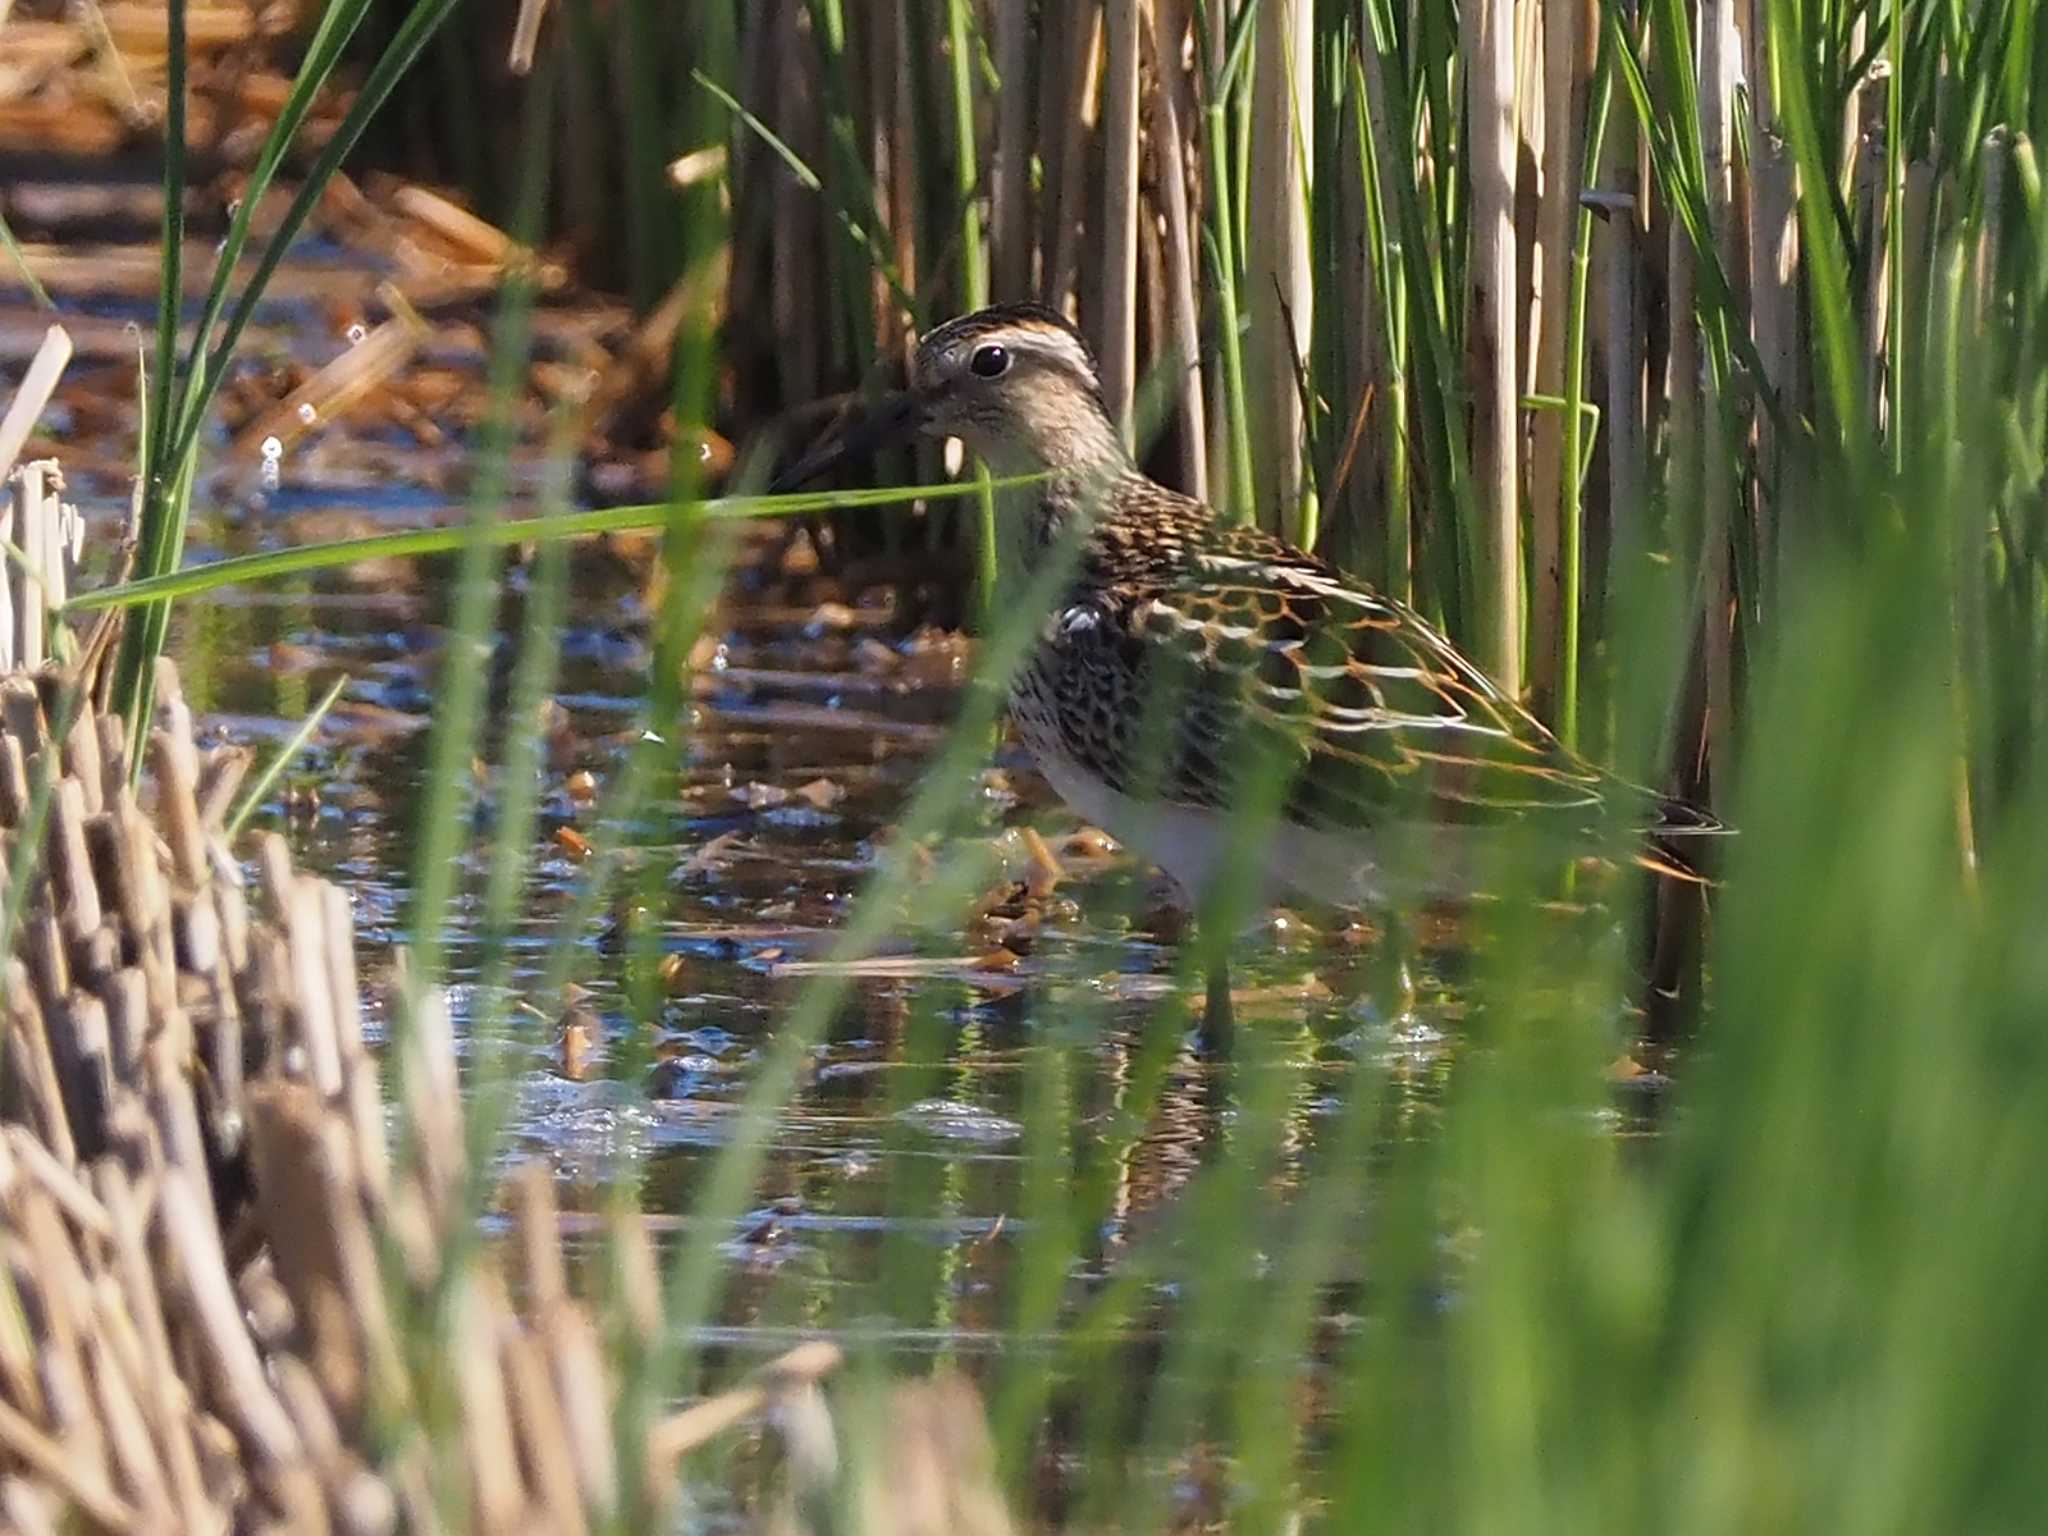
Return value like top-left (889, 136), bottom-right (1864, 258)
top-left (1030, 748), bottom-right (1393, 909)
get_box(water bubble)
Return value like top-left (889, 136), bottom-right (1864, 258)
top-left (345, 323), bottom-right (367, 345)
top-left (260, 435), bottom-right (283, 491)
top-left (225, 198), bottom-right (242, 218)
top-left (296, 402), bottom-right (318, 426)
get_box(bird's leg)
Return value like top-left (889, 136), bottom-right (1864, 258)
top-left (1641, 875), bottom-right (1704, 1046)
top-left (1192, 954), bottom-right (1239, 1154)
top-left (1201, 956), bottom-right (1236, 1055)
top-left (1372, 907), bottom-right (1418, 1027)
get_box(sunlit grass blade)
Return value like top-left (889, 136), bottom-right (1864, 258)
top-left (59, 477), bottom-right (1039, 615)
top-left (1362, 0), bottom-right (1476, 636)
top-left (147, 0), bottom-right (186, 508)
top-left (221, 672), bottom-right (347, 841)
top-left (162, 0), bottom-right (463, 480)
top-left (168, 0), bottom-right (382, 424)
top-left (1195, 0), bottom-right (1257, 521)
top-left (0, 208), bottom-right (53, 312)
top-left (0, 684), bottom-right (87, 961)
top-left (444, 411), bottom-right (576, 1248)
top-left (1557, 53), bottom-right (1615, 750)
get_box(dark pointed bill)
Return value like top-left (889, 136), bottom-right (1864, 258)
top-left (770, 389), bottom-right (928, 493)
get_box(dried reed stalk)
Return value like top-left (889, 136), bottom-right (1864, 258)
top-left (509, 0), bottom-right (551, 75)
top-left (2, 461), bottom-right (82, 671)
top-left (1700, 0), bottom-right (1737, 803)
top-left (1045, 2), bottom-right (1105, 314)
top-left (0, 625), bottom-right (852, 1531)
top-left (1465, 0), bottom-right (1523, 689)
top-left (1149, 0), bottom-right (1208, 500)
top-left (991, 0), bottom-right (1036, 300)
top-left (1528, 0), bottom-right (1585, 712)
top-left (1099, 0), bottom-right (1143, 438)
top-left (0, 327), bottom-right (71, 487)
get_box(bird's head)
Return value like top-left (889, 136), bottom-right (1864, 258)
top-left (907, 304), bottom-right (1125, 475)
top-left (775, 303), bottom-right (1127, 490)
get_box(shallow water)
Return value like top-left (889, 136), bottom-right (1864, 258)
top-left (180, 511), bottom-right (1464, 1265)
top-left (149, 493), bottom-right (1486, 1412)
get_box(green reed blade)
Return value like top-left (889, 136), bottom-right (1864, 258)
top-left (692, 68), bottom-right (918, 315)
top-left (147, 0), bottom-right (186, 507)
top-left (114, 0), bottom-right (461, 747)
top-left (1558, 52), bottom-right (1615, 752)
top-left (0, 208), bottom-right (53, 312)
top-left (941, 0), bottom-right (996, 624)
top-left (1196, 0), bottom-right (1257, 521)
top-left (59, 478), bottom-right (1039, 615)
top-left (165, 0), bottom-right (461, 481)
top-left (222, 673), bottom-right (348, 841)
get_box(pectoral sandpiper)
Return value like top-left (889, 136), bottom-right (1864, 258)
top-left (779, 303), bottom-right (1721, 1034)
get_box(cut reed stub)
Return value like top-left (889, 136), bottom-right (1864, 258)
top-left (0, 651), bottom-right (851, 1532)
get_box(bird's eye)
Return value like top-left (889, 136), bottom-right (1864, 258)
top-left (969, 344), bottom-right (1011, 379)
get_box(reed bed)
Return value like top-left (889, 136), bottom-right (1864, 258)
top-left (354, 0), bottom-right (2045, 819)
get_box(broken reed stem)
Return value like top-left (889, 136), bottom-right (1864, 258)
top-left (646, 1340), bottom-right (846, 1467)
top-left (0, 652), bottom-right (846, 1532)
top-left (0, 326), bottom-right (72, 487)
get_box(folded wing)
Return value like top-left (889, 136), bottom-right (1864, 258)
top-left (1051, 518), bottom-right (1665, 843)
